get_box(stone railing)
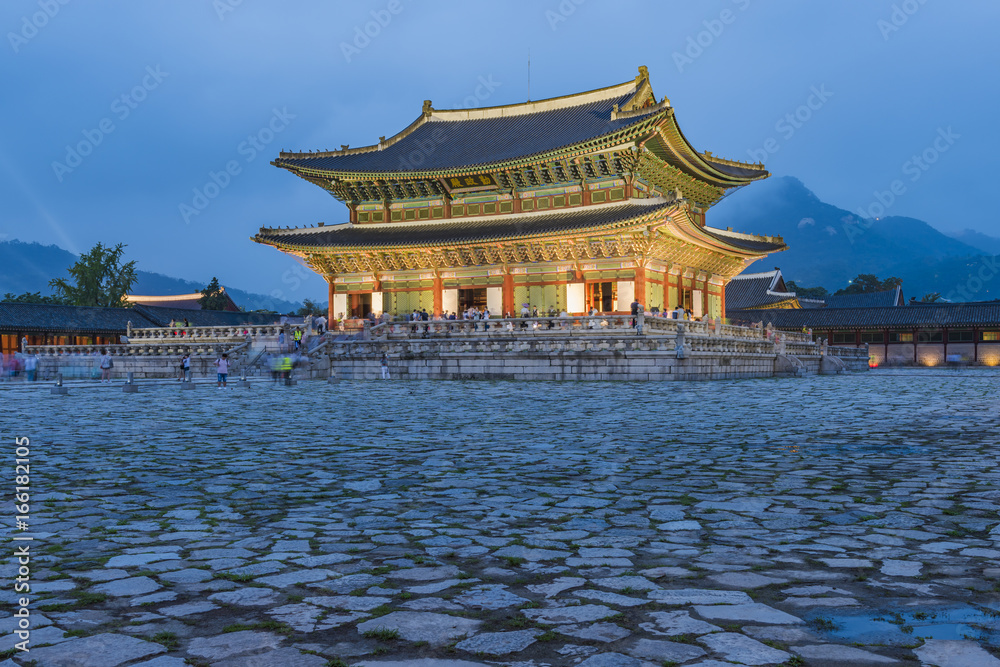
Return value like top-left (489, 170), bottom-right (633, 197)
top-left (25, 338), bottom-right (250, 358)
top-left (126, 323), bottom-right (284, 343)
top-left (364, 315), bottom-right (813, 343)
top-left (330, 331), bottom-right (782, 359)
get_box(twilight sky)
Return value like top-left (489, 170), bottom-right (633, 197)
top-left (1, 0), bottom-right (997, 302)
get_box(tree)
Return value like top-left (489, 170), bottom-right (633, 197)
top-left (296, 299), bottom-right (325, 317)
top-left (2, 291), bottom-right (66, 304)
top-left (920, 292), bottom-right (943, 303)
top-left (834, 274), bottom-right (902, 296)
top-left (49, 242), bottom-right (137, 307)
top-left (198, 277), bottom-right (230, 311)
top-left (785, 281), bottom-right (829, 299)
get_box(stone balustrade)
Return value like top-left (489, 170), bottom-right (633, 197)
top-left (366, 315), bottom-right (812, 343)
top-left (126, 323), bottom-right (283, 343)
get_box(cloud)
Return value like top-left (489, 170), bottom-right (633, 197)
top-left (824, 225), bottom-right (838, 236)
top-left (797, 217), bottom-right (815, 229)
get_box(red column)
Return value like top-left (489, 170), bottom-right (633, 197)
top-left (432, 276), bottom-right (443, 316)
top-left (327, 280), bottom-right (335, 325)
top-left (720, 280), bottom-right (727, 320)
top-left (635, 266), bottom-right (646, 308)
top-left (502, 273), bottom-right (515, 317)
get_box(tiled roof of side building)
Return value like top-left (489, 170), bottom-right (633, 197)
top-left (256, 200), bottom-right (787, 254)
top-left (728, 303), bottom-right (1000, 329)
top-left (822, 287), bottom-right (902, 309)
top-left (133, 305), bottom-right (280, 327)
top-left (274, 80), bottom-right (664, 174)
top-left (0, 303), bottom-right (159, 334)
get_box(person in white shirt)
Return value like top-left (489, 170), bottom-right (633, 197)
top-left (214, 354), bottom-right (230, 388)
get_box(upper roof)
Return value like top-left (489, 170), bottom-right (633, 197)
top-left (254, 198), bottom-right (786, 253)
top-left (822, 287), bottom-right (904, 309)
top-left (725, 269), bottom-right (799, 309)
top-left (274, 73), bottom-right (663, 176)
top-left (728, 302), bottom-right (1000, 329)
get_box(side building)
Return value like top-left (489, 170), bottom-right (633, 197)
top-left (254, 67), bottom-right (786, 321)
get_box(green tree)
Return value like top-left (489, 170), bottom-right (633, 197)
top-left (920, 292), bottom-right (943, 303)
top-left (2, 291), bottom-right (66, 304)
top-left (198, 277), bottom-right (230, 311)
top-left (834, 274), bottom-right (902, 296)
top-left (785, 281), bottom-right (829, 299)
top-left (49, 242), bottom-right (137, 307)
top-left (296, 299), bottom-right (324, 317)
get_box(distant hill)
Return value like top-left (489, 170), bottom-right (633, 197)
top-left (711, 176), bottom-right (996, 300)
top-left (0, 240), bottom-right (306, 312)
top-left (949, 229), bottom-right (1000, 256)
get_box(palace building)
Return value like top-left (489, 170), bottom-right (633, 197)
top-left (253, 67), bottom-right (786, 321)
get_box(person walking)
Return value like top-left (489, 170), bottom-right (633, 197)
top-left (214, 353), bottom-right (230, 388)
top-left (293, 328), bottom-right (303, 350)
top-left (99, 349), bottom-right (113, 383)
top-left (380, 353), bottom-right (390, 380)
top-left (182, 354), bottom-right (191, 381)
top-left (24, 354), bottom-right (37, 382)
top-left (630, 298), bottom-right (641, 328)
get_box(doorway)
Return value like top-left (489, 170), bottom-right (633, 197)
top-left (586, 282), bottom-right (616, 312)
top-left (458, 288), bottom-right (487, 312)
top-left (350, 293), bottom-right (372, 318)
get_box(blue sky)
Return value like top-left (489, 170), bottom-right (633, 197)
top-left (1, 0), bottom-right (997, 302)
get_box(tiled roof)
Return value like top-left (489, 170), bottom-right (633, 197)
top-left (703, 229), bottom-right (786, 253)
top-left (257, 200), bottom-right (673, 249)
top-left (0, 303), bottom-right (280, 334)
top-left (725, 269), bottom-right (796, 309)
top-left (729, 303), bottom-right (1000, 329)
top-left (133, 305), bottom-right (279, 327)
top-left (822, 288), bottom-right (902, 309)
top-left (0, 303), bottom-right (158, 334)
top-left (274, 84), bottom-right (663, 174)
top-left (256, 200), bottom-right (785, 254)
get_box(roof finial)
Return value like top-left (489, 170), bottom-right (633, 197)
top-left (422, 100), bottom-right (433, 115)
top-left (637, 65), bottom-right (648, 83)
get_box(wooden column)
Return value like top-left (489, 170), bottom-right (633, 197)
top-left (974, 327), bottom-right (979, 363)
top-left (720, 280), bottom-right (727, 320)
top-left (432, 276), bottom-right (443, 316)
top-left (327, 280), bottom-right (335, 325)
top-left (502, 273), bottom-right (515, 317)
top-left (634, 266), bottom-right (646, 308)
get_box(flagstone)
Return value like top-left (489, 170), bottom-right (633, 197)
top-left (698, 632), bottom-right (792, 665)
top-left (356, 612), bottom-right (481, 646)
top-left (455, 629), bottom-right (540, 655)
top-left (25, 633), bottom-right (165, 666)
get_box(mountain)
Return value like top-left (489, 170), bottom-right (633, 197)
top-left (0, 240), bottom-right (306, 312)
top-left (949, 229), bottom-right (1000, 256)
top-left (711, 176), bottom-right (994, 300)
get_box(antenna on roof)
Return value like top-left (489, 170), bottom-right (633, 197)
top-left (527, 48), bottom-right (531, 102)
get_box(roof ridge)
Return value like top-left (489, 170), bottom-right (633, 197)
top-left (276, 68), bottom-right (655, 161)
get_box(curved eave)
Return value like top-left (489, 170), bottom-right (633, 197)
top-left (252, 202), bottom-right (677, 254)
top-left (653, 114), bottom-right (768, 188)
top-left (271, 111), bottom-right (667, 183)
top-left (659, 208), bottom-right (786, 259)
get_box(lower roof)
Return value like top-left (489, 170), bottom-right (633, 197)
top-left (255, 199), bottom-right (785, 253)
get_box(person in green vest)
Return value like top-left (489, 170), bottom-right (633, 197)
top-left (293, 328), bottom-right (303, 350)
top-left (280, 355), bottom-right (293, 385)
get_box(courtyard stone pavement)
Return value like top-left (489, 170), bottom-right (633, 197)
top-left (3, 369), bottom-right (1000, 666)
